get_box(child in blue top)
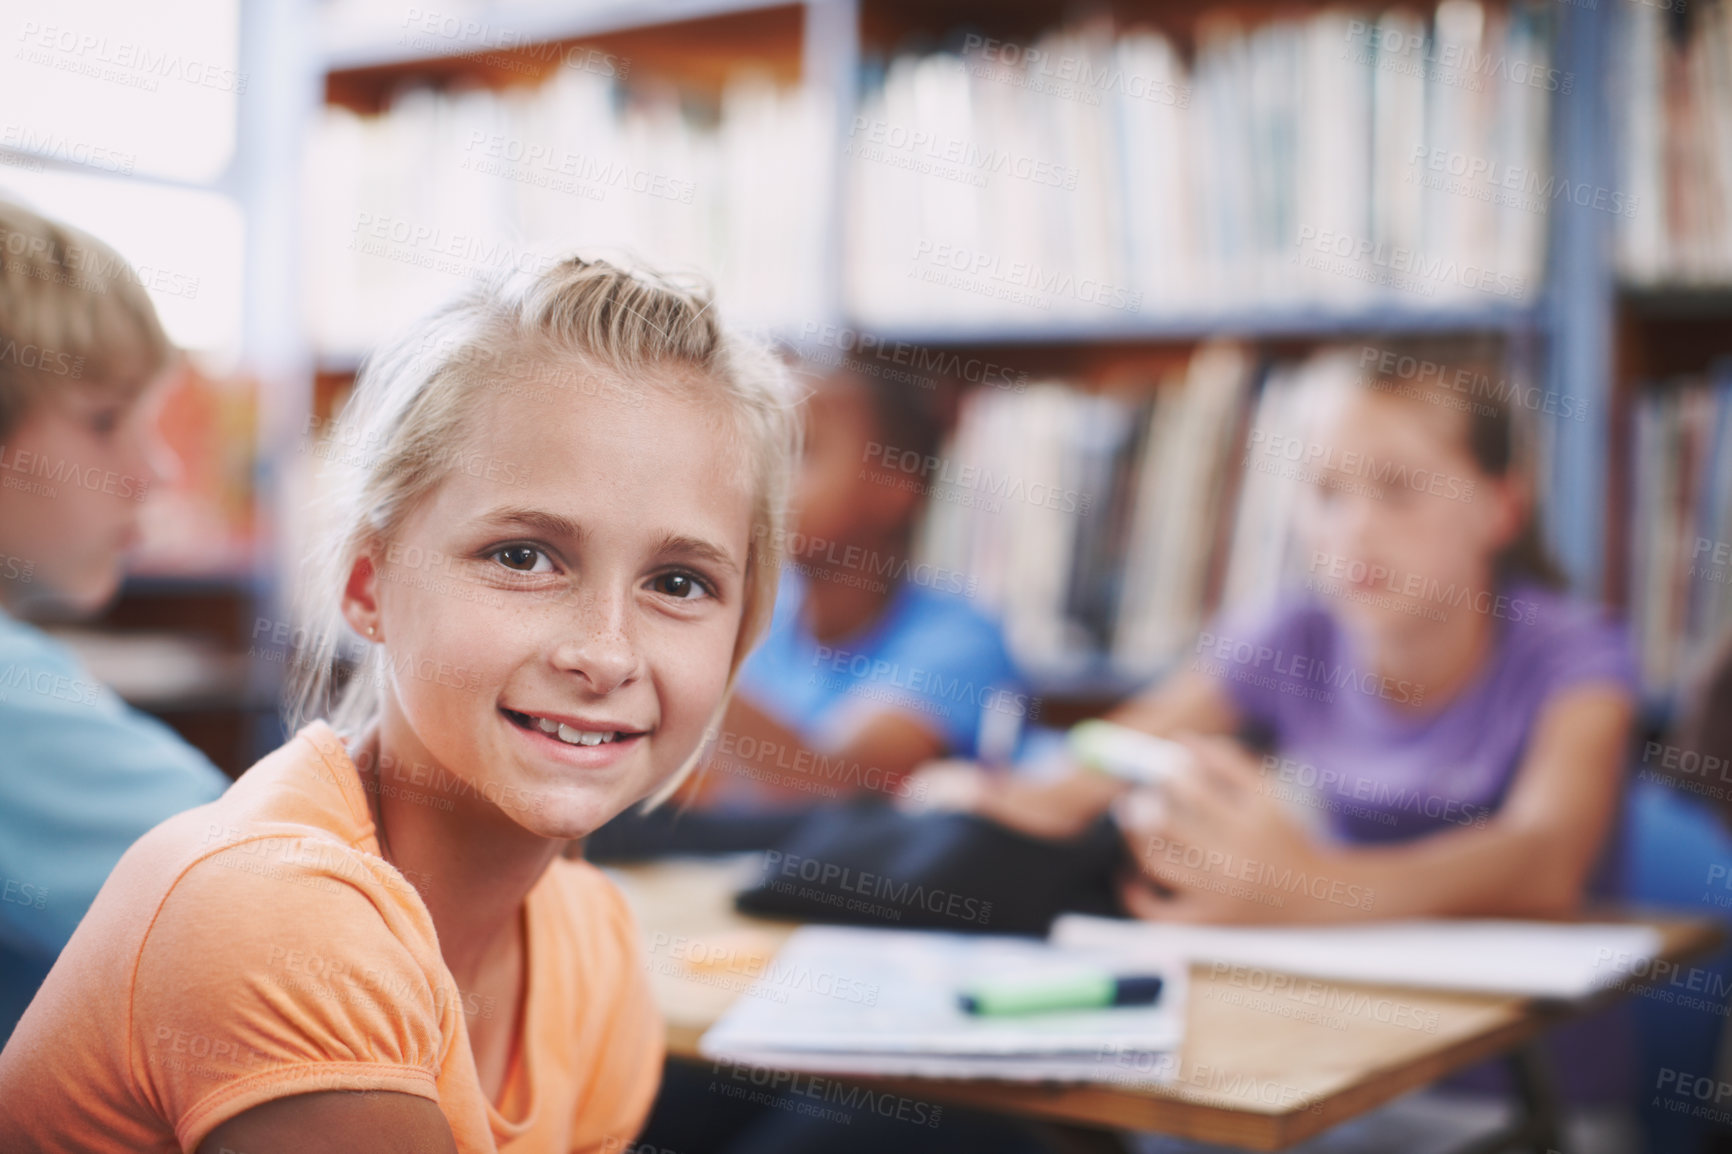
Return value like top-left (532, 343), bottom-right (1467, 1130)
top-left (697, 365), bottom-right (1026, 811)
top-left (0, 199), bottom-right (227, 1041)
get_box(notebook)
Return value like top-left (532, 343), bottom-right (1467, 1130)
top-left (698, 925), bottom-right (1185, 1084)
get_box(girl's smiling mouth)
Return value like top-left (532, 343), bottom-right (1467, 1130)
top-left (500, 706), bottom-right (650, 751)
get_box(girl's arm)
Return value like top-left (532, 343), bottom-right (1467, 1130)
top-left (697, 692), bottom-right (946, 804)
top-left (913, 670), bottom-right (1243, 840)
top-left (1119, 683), bottom-right (1635, 923)
top-left (199, 1091), bottom-right (459, 1154)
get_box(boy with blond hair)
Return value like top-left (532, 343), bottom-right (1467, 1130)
top-left (0, 197), bottom-right (226, 1042)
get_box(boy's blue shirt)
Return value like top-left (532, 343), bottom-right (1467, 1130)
top-left (735, 567), bottom-right (1028, 759)
top-left (0, 608), bottom-right (228, 1042)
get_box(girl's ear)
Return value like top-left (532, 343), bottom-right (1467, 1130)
top-left (340, 551), bottom-right (383, 641)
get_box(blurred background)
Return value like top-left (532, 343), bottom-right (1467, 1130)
top-left (1, 0), bottom-right (1726, 777)
top-left (6, 0), bottom-right (1732, 1149)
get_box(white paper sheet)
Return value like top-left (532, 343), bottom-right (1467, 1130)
top-left (1052, 916), bottom-right (1666, 1000)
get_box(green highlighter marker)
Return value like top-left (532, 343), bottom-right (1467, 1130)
top-left (1068, 719), bottom-right (1190, 787)
top-left (958, 972), bottom-right (1165, 1016)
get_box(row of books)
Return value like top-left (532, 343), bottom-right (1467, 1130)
top-left (907, 344), bottom-right (1313, 680)
top-left (1628, 367), bottom-right (1732, 697)
top-left (1615, 1), bottom-right (1732, 287)
top-left (848, 2), bottom-right (1555, 326)
top-left (304, 69), bottom-right (830, 357)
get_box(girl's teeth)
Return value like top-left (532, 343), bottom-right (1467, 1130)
top-left (555, 723), bottom-right (615, 746)
top-left (537, 718), bottom-right (559, 734)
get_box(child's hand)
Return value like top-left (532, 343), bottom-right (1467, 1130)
top-left (1113, 735), bottom-right (1329, 924)
top-left (901, 760), bottom-right (1118, 841)
top-left (898, 759), bottom-right (991, 814)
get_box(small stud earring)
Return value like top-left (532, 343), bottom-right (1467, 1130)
top-left (367, 625), bottom-right (376, 638)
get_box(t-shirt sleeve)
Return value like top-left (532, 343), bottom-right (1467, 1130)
top-left (130, 842), bottom-right (451, 1152)
top-left (1525, 593), bottom-right (1641, 699)
top-left (0, 642), bottom-right (227, 959)
top-left (564, 866), bottom-right (664, 1153)
top-left (816, 600), bottom-right (1027, 757)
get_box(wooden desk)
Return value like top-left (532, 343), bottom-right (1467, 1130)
top-left (612, 858), bottom-right (1722, 1152)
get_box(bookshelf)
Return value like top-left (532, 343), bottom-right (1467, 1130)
top-left (266, 0), bottom-right (1718, 711)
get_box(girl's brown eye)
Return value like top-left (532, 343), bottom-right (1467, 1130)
top-left (652, 572), bottom-right (710, 600)
top-left (495, 545), bottom-right (543, 572)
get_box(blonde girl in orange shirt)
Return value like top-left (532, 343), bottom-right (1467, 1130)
top-left (0, 259), bottom-right (801, 1153)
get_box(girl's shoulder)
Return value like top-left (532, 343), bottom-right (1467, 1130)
top-left (1494, 582), bottom-right (1638, 695)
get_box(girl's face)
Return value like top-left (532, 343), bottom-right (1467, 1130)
top-left (346, 371), bottom-right (754, 839)
top-left (1295, 391), bottom-right (1522, 637)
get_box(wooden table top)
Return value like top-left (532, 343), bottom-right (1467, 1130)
top-left (610, 857), bottom-right (1723, 1151)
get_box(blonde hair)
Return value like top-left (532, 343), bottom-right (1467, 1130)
top-left (0, 198), bottom-right (174, 433)
top-left (288, 256), bottom-right (803, 805)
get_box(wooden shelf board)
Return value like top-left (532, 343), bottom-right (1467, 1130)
top-left (324, 0), bottom-right (804, 110)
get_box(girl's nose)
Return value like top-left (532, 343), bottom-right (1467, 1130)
top-left (552, 590), bottom-right (641, 694)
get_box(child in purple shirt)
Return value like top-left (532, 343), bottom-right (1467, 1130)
top-left (926, 349), bottom-right (1637, 933)
top-left (1197, 577), bottom-right (1636, 850)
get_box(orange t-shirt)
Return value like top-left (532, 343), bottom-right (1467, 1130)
top-left (0, 721), bottom-right (664, 1153)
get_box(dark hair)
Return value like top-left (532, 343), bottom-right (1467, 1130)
top-left (1360, 348), bottom-right (1568, 590)
top-left (848, 368), bottom-right (948, 467)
